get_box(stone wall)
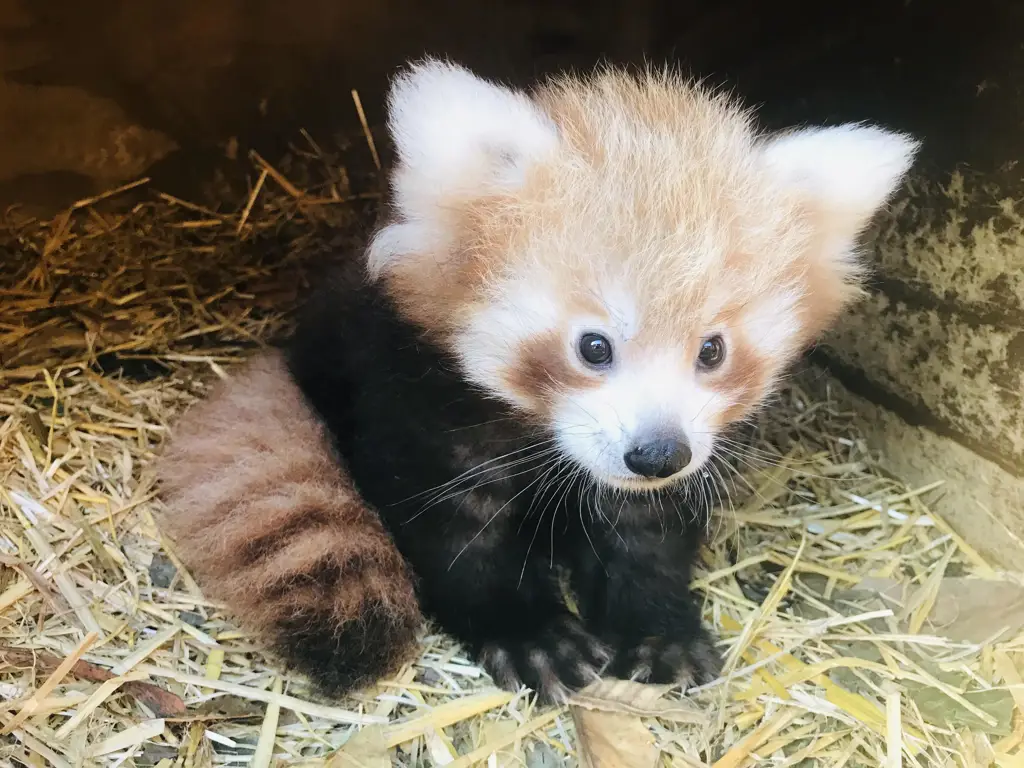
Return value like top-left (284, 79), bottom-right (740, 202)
top-left (824, 172), bottom-right (1024, 479)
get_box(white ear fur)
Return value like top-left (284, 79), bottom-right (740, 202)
top-left (762, 124), bottom-right (920, 243)
top-left (368, 59), bottom-right (559, 278)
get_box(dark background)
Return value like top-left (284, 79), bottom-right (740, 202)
top-left (1, 0), bottom-right (1019, 210)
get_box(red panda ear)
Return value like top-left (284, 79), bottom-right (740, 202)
top-left (761, 125), bottom-right (919, 342)
top-left (762, 124), bottom-right (919, 252)
top-left (367, 59), bottom-right (559, 279)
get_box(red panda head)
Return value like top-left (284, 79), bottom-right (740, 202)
top-left (368, 60), bottom-right (918, 491)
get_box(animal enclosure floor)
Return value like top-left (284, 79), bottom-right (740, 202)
top-left (1, 140), bottom-right (1022, 768)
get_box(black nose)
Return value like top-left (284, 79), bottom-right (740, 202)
top-left (624, 437), bottom-right (692, 479)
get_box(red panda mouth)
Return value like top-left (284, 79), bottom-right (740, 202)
top-left (592, 470), bottom-right (690, 493)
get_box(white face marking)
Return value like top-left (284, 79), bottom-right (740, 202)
top-left (739, 290), bottom-right (802, 358)
top-left (455, 277), bottom-right (778, 492)
top-left (456, 280), bottom-right (563, 408)
top-left (552, 347), bottom-right (726, 490)
top-left (544, 289), bottom-right (811, 490)
top-left (451, 265), bottom-right (818, 492)
top-left (597, 281), bottom-right (639, 341)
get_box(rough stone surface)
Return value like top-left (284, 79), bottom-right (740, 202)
top-left (0, 80), bottom-right (177, 183)
top-left (819, 170), bottom-right (1024, 478)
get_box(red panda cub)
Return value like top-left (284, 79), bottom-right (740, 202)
top-left (285, 60), bottom-right (918, 702)
top-left (164, 59), bottom-right (919, 705)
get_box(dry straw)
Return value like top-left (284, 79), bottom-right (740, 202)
top-left (2, 112), bottom-right (1023, 767)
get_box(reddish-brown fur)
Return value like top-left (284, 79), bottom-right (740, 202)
top-left (504, 330), bottom-right (603, 410)
top-left (156, 351), bottom-right (422, 694)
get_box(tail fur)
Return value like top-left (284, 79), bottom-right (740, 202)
top-left (156, 351), bottom-right (422, 695)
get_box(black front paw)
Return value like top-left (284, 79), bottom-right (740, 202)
top-left (477, 615), bottom-right (611, 704)
top-left (608, 627), bottom-right (722, 687)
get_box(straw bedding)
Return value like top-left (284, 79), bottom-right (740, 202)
top-left (2, 127), bottom-right (1022, 767)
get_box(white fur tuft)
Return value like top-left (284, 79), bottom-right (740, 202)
top-left (367, 59), bottom-right (559, 278)
top-left (762, 124), bottom-right (920, 237)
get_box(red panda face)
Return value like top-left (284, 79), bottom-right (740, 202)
top-left (368, 60), bottom-right (919, 491)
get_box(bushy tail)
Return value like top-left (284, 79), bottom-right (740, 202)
top-left (156, 351), bottom-right (422, 695)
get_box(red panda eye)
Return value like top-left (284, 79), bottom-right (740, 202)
top-left (578, 332), bottom-right (613, 367)
top-left (697, 335), bottom-right (726, 369)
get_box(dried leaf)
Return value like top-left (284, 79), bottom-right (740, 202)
top-left (479, 719), bottom-right (524, 768)
top-left (825, 577), bottom-right (1024, 643)
top-left (385, 690), bottom-right (513, 747)
top-left (902, 662), bottom-right (1014, 736)
top-left (571, 708), bottom-right (659, 768)
top-left (122, 680), bottom-right (187, 718)
top-left (325, 726), bottom-right (390, 768)
top-left (0, 646), bottom-right (186, 717)
top-left (0, 555), bottom-right (67, 615)
top-left (905, 683), bottom-right (1013, 736)
top-left (571, 679), bottom-right (708, 726)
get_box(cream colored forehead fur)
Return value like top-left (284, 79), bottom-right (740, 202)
top-left (481, 71), bottom-right (820, 338)
top-left (372, 63), bottom-right (915, 354)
